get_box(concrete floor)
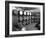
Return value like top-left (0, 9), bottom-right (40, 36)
top-left (24, 23), bottom-right (38, 31)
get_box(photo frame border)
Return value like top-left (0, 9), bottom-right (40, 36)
top-left (5, 1), bottom-right (45, 37)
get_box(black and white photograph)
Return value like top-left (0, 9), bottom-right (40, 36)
top-left (5, 1), bottom-right (45, 37)
top-left (12, 7), bottom-right (40, 31)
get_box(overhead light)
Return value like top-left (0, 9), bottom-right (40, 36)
top-left (30, 12), bottom-right (31, 15)
top-left (24, 11), bottom-right (26, 15)
top-left (20, 11), bottom-right (23, 15)
top-left (26, 11), bottom-right (29, 15)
